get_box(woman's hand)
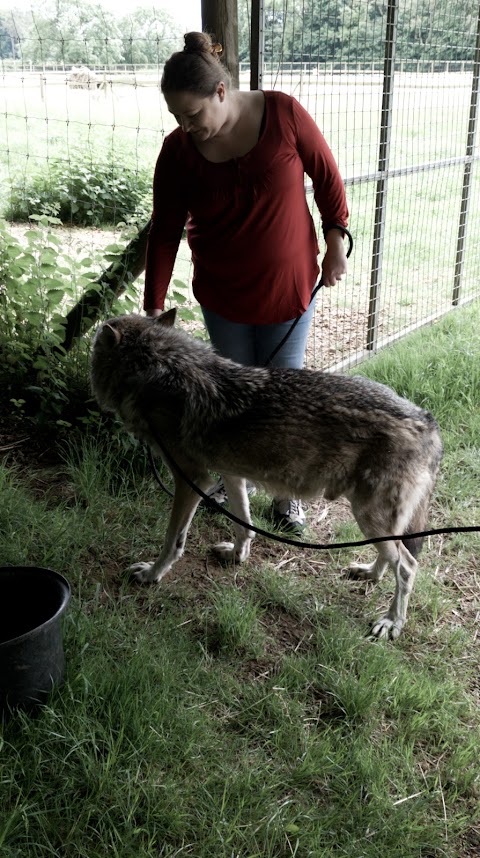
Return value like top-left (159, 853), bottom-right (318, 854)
top-left (321, 229), bottom-right (348, 287)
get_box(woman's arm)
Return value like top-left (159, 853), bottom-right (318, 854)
top-left (292, 98), bottom-right (349, 286)
top-left (144, 134), bottom-right (189, 312)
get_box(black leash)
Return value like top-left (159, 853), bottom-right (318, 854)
top-left (147, 443), bottom-right (480, 551)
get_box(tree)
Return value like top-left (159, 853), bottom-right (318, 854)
top-left (396, 0), bottom-right (477, 62)
top-left (0, 10), bottom-right (30, 60)
top-left (119, 6), bottom-right (182, 66)
top-left (20, 0), bottom-right (125, 66)
top-left (0, 18), bottom-right (15, 59)
top-left (239, 0), bottom-right (477, 68)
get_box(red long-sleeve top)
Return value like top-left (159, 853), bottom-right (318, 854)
top-left (144, 90), bottom-right (349, 324)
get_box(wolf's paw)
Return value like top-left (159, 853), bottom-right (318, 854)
top-left (212, 541), bottom-right (250, 563)
top-left (370, 615), bottom-right (403, 641)
top-left (212, 541), bottom-right (237, 562)
top-left (349, 561), bottom-right (375, 579)
top-left (129, 561), bottom-right (160, 584)
top-left (349, 560), bottom-right (384, 582)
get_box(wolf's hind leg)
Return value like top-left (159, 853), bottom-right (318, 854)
top-left (212, 476), bottom-right (255, 564)
top-left (351, 494), bottom-right (419, 640)
top-left (130, 472), bottom-right (211, 584)
top-left (369, 541), bottom-right (418, 640)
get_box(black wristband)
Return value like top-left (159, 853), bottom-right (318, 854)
top-left (323, 225), bottom-right (354, 258)
top-left (324, 223), bottom-right (347, 238)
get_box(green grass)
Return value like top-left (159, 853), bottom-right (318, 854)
top-left (1, 304), bottom-right (479, 857)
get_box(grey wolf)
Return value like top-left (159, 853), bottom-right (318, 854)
top-left (90, 310), bottom-right (443, 640)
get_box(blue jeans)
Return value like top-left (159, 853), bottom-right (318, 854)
top-left (201, 297), bottom-right (316, 368)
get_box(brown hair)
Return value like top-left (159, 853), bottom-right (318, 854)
top-left (161, 31), bottom-right (231, 97)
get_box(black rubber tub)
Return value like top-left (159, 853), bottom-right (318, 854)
top-left (0, 566), bottom-right (71, 714)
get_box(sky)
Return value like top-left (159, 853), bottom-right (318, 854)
top-left (0, 0), bottom-right (202, 31)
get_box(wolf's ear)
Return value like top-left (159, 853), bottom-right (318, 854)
top-left (154, 308), bottom-right (177, 328)
top-left (97, 323), bottom-right (121, 348)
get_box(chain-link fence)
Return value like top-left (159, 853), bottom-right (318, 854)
top-left (245, 0), bottom-right (480, 367)
top-left (1, 0), bottom-right (479, 367)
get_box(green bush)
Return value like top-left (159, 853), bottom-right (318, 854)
top-left (0, 213), bottom-right (203, 433)
top-left (5, 155), bottom-right (152, 226)
top-left (0, 216), bottom-right (139, 428)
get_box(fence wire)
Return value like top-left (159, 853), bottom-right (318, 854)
top-left (1, 0), bottom-right (479, 368)
top-left (246, 0), bottom-right (480, 368)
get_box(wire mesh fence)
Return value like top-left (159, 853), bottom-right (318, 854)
top-left (246, 0), bottom-right (480, 367)
top-left (1, 0), bottom-right (479, 368)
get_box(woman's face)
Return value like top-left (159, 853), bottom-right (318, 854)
top-left (164, 83), bottom-right (227, 142)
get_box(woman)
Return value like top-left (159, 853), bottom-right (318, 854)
top-left (144, 31), bottom-right (349, 533)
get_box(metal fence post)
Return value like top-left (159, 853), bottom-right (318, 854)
top-left (250, 0), bottom-right (264, 91)
top-left (452, 3), bottom-right (480, 306)
top-left (366, 0), bottom-right (398, 351)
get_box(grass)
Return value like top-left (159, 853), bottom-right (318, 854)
top-left (0, 303), bottom-right (479, 856)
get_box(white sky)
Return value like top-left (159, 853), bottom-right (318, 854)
top-left (0, 0), bottom-right (202, 31)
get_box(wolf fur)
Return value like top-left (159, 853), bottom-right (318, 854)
top-left (90, 309), bottom-right (443, 640)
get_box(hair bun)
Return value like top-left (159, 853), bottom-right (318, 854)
top-left (163, 31), bottom-right (230, 96)
top-left (183, 31), bottom-right (221, 56)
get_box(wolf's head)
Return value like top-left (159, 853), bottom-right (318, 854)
top-left (90, 310), bottom-right (177, 412)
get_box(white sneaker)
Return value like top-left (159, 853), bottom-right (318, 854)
top-left (273, 498), bottom-right (306, 534)
top-left (206, 479), bottom-right (229, 506)
top-left (203, 479), bottom-right (256, 509)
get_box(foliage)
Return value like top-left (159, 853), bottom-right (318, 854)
top-left (239, 0), bottom-right (478, 64)
top-left (120, 6), bottom-right (182, 65)
top-left (0, 217), bottom-right (203, 431)
top-left (0, 217), bottom-right (139, 428)
top-left (0, 14), bottom-right (17, 59)
top-left (0, 0), bottom-right (181, 65)
top-left (2, 0), bottom-right (478, 67)
top-left (5, 154), bottom-right (151, 227)
top-left (396, 0), bottom-right (479, 62)
top-left (19, 0), bottom-right (125, 66)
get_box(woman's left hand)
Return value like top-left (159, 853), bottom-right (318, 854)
top-left (321, 230), bottom-right (348, 287)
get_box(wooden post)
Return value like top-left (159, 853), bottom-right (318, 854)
top-left (201, 0), bottom-right (239, 89)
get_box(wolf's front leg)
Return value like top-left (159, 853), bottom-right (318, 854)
top-left (130, 473), bottom-right (211, 584)
top-left (212, 475), bottom-right (255, 564)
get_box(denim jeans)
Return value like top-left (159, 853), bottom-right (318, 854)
top-left (201, 296), bottom-right (316, 369)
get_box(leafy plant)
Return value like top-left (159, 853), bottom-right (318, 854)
top-left (0, 216), bottom-right (139, 428)
top-left (5, 154), bottom-right (152, 226)
top-left (168, 277), bottom-right (206, 329)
